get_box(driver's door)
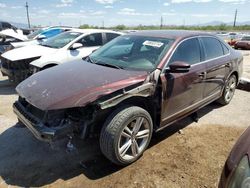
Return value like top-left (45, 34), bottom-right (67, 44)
top-left (160, 37), bottom-right (207, 127)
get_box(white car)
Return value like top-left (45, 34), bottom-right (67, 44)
top-left (11, 27), bottom-right (73, 48)
top-left (1, 29), bottom-right (122, 82)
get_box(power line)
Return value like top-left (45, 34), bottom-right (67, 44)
top-left (160, 16), bottom-right (163, 29)
top-left (233, 9), bottom-right (237, 27)
top-left (25, 2), bottom-right (31, 28)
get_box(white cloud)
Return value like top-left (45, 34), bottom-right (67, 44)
top-left (163, 2), bottom-right (170, 6)
top-left (218, 0), bottom-right (247, 3)
top-left (11, 6), bottom-right (22, 9)
top-left (38, 10), bottom-right (51, 14)
top-left (58, 12), bottom-right (86, 18)
top-left (190, 13), bottom-right (230, 17)
top-left (90, 11), bottom-right (106, 15)
top-left (218, 0), bottom-right (245, 2)
top-left (95, 0), bottom-right (118, 4)
top-left (171, 0), bottom-right (211, 3)
top-left (162, 12), bottom-right (176, 16)
top-left (56, 0), bottom-right (74, 7)
top-left (0, 3), bottom-right (6, 8)
top-left (104, 5), bottom-right (113, 8)
top-left (121, 8), bottom-right (135, 12)
top-left (118, 8), bottom-right (153, 16)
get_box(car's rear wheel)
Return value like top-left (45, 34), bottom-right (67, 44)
top-left (100, 106), bottom-right (153, 165)
top-left (217, 74), bottom-right (237, 105)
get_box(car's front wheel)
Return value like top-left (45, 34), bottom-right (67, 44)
top-left (100, 106), bottom-right (153, 165)
top-left (217, 74), bottom-right (237, 105)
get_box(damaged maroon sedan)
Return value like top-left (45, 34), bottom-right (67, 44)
top-left (13, 30), bottom-right (243, 165)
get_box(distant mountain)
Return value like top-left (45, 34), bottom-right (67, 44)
top-left (0, 20), bottom-right (29, 29)
top-left (10, 21), bottom-right (29, 29)
top-left (197, 21), bottom-right (250, 26)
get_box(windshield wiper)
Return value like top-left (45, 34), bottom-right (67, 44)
top-left (40, 44), bottom-right (52, 48)
top-left (85, 56), bottom-right (94, 64)
top-left (95, 62), bottom-right (123, 70)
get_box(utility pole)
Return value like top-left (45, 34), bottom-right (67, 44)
top-left (160, 16), bottom-right (163, 29)
top-left (233, 9), bottom-right (237, 27)
top-left (25, 2), bottom-right (31, 28)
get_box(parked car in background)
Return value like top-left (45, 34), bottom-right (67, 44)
top-left (13, 30), bottom-right (242, 165)
top-left (217, 32), bottom-right (242, 47)
top-left (0, 29), bottom-right (27, 55)
top-left (11, 27), bottom-right (72, 48)
top-left (1, 29), bottom-right (122, 82)
top-left (219, 126), bottom-right (250, 188)
top-left (0, 21), bottom-right (17, 31)
top-left (234, 36), bottom-right (250, 50)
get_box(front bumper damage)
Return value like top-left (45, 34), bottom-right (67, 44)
top-left (0, 56), bottom-right (40, 82)
top-left (13, 101), bottom-right (77, 142)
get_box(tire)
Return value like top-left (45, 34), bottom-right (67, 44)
top-left (217, 74), bottom-right (237, 105)
top-left (100, 106), bottom-right (153, 165)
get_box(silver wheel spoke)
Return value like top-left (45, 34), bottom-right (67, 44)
top-left (124, 126), bottom-right (132, 136)
top-left (136, 129), bottom-right (150, 139)
top-left (118, 115), bottom-right (151, 161)
top-left (225, 91), bottom-right (230, 100)
top-left (119, 140), bottom-right (132, 157)
top-left (131, 140), bottom-right (139, 157)
top-left (133, 117), bottom-right (144, 134)
top-left (230, 82), bottom-right (236, 89)
top-left (122, 126), bottom-right (132, 138)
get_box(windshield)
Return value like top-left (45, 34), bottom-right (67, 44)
top-left (40, 32), bottom-right (81, 49)
top-left (27, 29), bottom-right (44, 39)
top-left (88, 35), bottom-right (174, 71)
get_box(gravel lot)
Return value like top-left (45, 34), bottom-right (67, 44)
top-left (0, 50), bottom-right (249, 188)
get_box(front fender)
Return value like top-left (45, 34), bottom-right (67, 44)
top-left (30, 59), bottom-right (59, 68)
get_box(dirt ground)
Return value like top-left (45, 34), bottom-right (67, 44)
top-left (0, 50), bottom-right (250, 188)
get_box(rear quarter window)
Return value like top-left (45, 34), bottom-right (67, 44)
top-left (221, 42), bottom-right (230, 55)
top-left (106, 33), bottom-right (120, 42)
top-left (201, 37), bottom-right (224, 60)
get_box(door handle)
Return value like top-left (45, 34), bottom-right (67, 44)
top-left (225, 63), bottom-right (231, 68)
top-left (198, 72), bottom-right (206, 78)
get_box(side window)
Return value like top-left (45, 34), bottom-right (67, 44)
top-left (221, 42), bottom-right (230, 55)
top-left (201, 37), bottom-right (224, 60)
top-left (79, 33), bottom-right (103, 47)
top-left (169, 38), bottom-right (201, 65)
top-left (106, 33), bottom-right (120, 43)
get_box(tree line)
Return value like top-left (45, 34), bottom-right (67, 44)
top-left (79, 23), bottom-right (250, 31)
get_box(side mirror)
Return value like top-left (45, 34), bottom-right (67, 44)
top-left (37, 35), bottom-right (46, 40)
top-left (70, 43), bottom-right (83, 50)
top-left (168, 61), bottom-right (190, 73)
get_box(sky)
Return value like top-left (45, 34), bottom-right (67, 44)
top-left (0, 0), bottom-right (249, 27)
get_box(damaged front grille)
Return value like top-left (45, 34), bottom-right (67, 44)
top-left (19, 97), bottom-right (82, 127)
top-left (1, 56), bottom-right (40, 81)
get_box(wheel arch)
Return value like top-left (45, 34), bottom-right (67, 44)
top-left (41, 63), bottom-right (58, 70)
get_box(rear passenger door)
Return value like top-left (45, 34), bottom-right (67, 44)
top-left (160, 37), bottom-right (207, 126)
top-left (200, 37), bottom-right (230, 99)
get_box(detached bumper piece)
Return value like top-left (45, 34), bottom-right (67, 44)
top-left (13, 101), bottom-right (75, 142)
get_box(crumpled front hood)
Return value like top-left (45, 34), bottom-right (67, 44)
top-left (11, 40), bottom-right (39, 48)
top-left (0, 29), bottom-right (27, 41)
top-left (16, 60), bottom-right (148, 110)
top-left (1, 44), bottom-right (57, 61)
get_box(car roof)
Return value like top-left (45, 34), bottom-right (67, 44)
top-left (64, 28), bottom-right (122, 34)
top-left (128, 30), bottom-right (214, 39)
